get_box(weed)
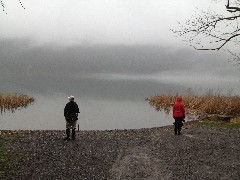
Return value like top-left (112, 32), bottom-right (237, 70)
top-left (147, 89), bottom-right (240, 117)
top-left (0, 93), bottom-right (34, 113)
top-left (201, 119), bottom-right (240, 129)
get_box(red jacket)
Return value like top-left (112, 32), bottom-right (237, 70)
top-left (173, 96), bottom-right (185, 118)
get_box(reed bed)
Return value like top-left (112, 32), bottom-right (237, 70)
top-left (147, 89), bottom-right (240, 117)
top-left (0, 93), bottom-right (34, 113)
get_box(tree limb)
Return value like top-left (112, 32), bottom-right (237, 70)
top-left (193, 33), bottom-right (240, 50)
top-left (1, 0), bottom-right (25, 13)
top-left (226, 0), bottom-right (240, 12)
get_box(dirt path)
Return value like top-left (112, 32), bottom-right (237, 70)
top-left (2, 122), bottom-right (240, 180)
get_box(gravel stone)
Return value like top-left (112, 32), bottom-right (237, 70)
top-left (2, 122), bottom-right (240, 180)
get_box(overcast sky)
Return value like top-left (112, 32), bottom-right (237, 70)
top-left (0, 0), bottom-right (226, 46)
top-left (0, 0), bottom-right (239, 97)
top-left (2, 0), bottom-right (240, 131)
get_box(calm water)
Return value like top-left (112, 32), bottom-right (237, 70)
top-left (1, 94), bottom-right (172, 130)
top-left (1, 43), bottom-right (240, 130)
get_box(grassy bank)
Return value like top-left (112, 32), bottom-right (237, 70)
top-left (200, 116), bottom-right (240, 129)
top-left (0, 93), bottom-right (34, 113)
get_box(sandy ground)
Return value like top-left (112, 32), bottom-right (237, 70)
top-left (1, 121), bottom-right (240, 180)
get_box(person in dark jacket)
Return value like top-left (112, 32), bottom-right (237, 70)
top-left (173, 96), bottom-right (185, 135)
top-left (64, 95), bottom-right (80, 140)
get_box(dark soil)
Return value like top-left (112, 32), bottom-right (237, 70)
top-left (1, 121), bottom-right (240, 180)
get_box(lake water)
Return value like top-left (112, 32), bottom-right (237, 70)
top-left (1, 43), bottom-right (240, 130)
top-left (1, 95), bottom-right (172, 130)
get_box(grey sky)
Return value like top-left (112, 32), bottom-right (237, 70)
top-left (0, 0), bottom-right (225, 46)
top-left (0, 0), bottom-right (239, 98)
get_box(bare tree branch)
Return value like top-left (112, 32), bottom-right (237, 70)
top-left (226, 0), bottom-right (240, 12)
top-left (172, 0), bottom-right (240, 61)
top-left (193, 33), bottom-right (240, 50)
top-left (1, 0), bottom-right (25, 13)
top-left (0, 0), bottom-right (6, 14)
top-left (18, 0), bottom-right (25, 10)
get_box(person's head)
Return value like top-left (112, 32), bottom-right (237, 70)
top-left (176, 96), bottom-right (182, 102)
top-left (68, 95), bottom-right (74, 102)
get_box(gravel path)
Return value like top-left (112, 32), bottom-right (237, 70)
top-left (2, 122), bottom-right (240, 180)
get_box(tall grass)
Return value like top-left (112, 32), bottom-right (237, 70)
top-left (0, 93), bottom-right (34, 113)
top-left (147, 89), bottom-right (240, 117)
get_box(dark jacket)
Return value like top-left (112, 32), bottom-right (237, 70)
top-left (64, 101), bottom-right (80, 122)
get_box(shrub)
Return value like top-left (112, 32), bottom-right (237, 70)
top-left (147, 89), bottom-right (240, 117)
top-left (0, 93), bottom-right (34, 113)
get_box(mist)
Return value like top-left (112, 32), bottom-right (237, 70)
top-left (1, 39), bottom-right (239, 100)
top-left (1, 0), bottom-right (239, 130)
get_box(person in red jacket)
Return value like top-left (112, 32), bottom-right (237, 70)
top-left (173, 96), bottom-right (185, 135)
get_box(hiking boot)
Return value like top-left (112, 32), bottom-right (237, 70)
top-left (72, 128), bottom-right (76, 140)
top-left (174, 127), bottom-right (178, 135)
top-left (66, 128), bottom-right (70, 140)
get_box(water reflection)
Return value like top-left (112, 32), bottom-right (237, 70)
top-left (1, 94), bottom-right (172, 130)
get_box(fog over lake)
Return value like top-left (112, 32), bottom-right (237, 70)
top-left (1, 0), bottom-right (240, 130)
top-left (1, 40), bottom-right (239, 130)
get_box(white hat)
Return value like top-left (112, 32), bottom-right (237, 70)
top-left (68, 95), bottom-right (74, 100)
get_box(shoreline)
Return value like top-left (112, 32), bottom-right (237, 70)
top-left (0, 119), bottom-right (201, 133)
top-left (1, 120), bottom-right (240, 179)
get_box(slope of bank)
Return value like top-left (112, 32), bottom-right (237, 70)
top-left (1, 121), bottom-right (240, 180)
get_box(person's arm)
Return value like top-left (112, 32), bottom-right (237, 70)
top-left (64, 105), bottom-right (67, 117)
top-left (173, 104), bottom-right (176, 118)
top-left (75, 103), bottom-right (80, 113)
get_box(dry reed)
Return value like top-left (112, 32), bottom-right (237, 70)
top-left (0, 93), bottom-right (34, 113)
top-left (147, 89), bottom-right (240, 117)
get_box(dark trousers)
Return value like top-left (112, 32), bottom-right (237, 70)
top-left (174, 126), bottom-right (181, 135)
top-left (66, 128), bottom-right (70, 139)
top-left (174, 117), bottom-right (184, 135)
